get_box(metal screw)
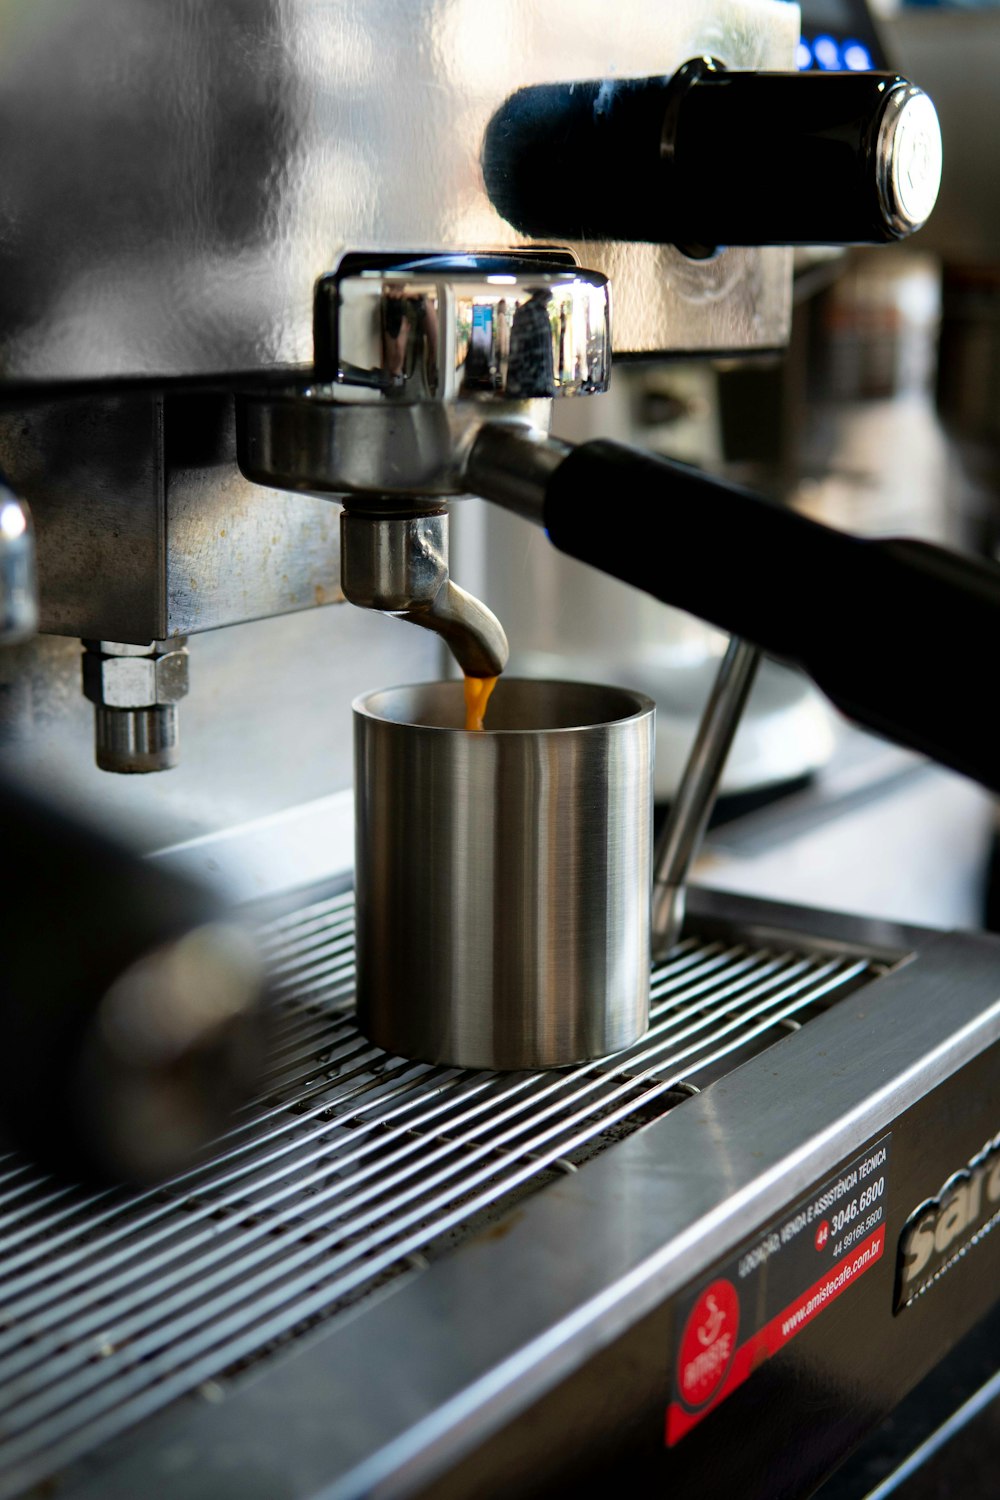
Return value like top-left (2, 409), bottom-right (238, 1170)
top-left (81, 638), bottom-right (190, 773)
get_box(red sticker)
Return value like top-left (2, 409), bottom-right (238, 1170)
top-left (667, 1135), bottom-right (892, 1447)
top-left (676, 1278), bottom-right (740, 1409)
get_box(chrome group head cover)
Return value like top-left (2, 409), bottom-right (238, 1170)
top-left (318, 255), bottom-right (611, 405)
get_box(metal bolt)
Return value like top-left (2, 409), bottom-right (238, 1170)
top-left (81, 638), bottom-right (190, 773)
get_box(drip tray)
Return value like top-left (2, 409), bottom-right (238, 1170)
top-left (0, 889), bottom-right (885, 1500)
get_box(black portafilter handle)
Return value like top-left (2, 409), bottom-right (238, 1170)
top-left (0, 779), bottom-right (269, 1185)
top-left (467, 430), bottom-right (1000, 795)
top-left (483, 60), bottom-right (943, 250)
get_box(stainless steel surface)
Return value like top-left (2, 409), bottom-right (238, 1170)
top-left (236, 393), bottom-right (555, 501)
top-left (465, 421), bottom-right (566, 524)
top-left (0, 0), bottom-right (796, 385)
top-left (0, 396), bottom-right (343, 642)
top-left (83, 639), bottom-right (190, 774)
top-left (150, 790), bottom-right (357, 905)
top-left (340, 511), bottom-right (508, 678)
top-left (0, 489), bottom-right (36, 645)
top-left (0, 607), bottom-right (441, 855)
top-left (875, 85), bottom-right (943, 240)
top-left (698, 732), bottom-right (998, 934)
top-left (0, 885), bottom-right (887, 1500)
top-left (353, 679), bottom-right (654, 1068)
top-left (652, 636), bottom-right (761, 955)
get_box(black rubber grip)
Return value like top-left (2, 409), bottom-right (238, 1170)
top-left (544, 439), bottom-right (1000, 793)
top-left (668, 69), bottom-right (911, 248)
top-left (483, 67), bottom-right (915, 249)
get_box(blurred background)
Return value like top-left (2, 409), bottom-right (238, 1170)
top-left (454, 0), bottom-right (1000, 938)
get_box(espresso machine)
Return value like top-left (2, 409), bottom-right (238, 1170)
top-left (3, 3), bottom-right (1000, 1497)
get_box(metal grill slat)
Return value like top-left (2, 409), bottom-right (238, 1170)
top-left (257, 1011), bottom-right (359, 1070)
top-left (0, 897), bottom-right (881, 1500)
top-left (0, 954), bottom-right (851, 1308)
top-left (1, 1072), bottom-right (678, 1491)
top-left (0, 1070), bottom-right (534, 1351)
top-left (0, 952), bottom-right (838, 1296)
top-left (672, 960), bottom-right (871, 1083)
top-left (2, 1056), bottom-right (643, 1361)
top-left (623, 955), bottom-right (838, 1075)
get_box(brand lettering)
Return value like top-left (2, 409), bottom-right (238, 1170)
top-left (677, 1278), bottom-right (740, 1409)
top-left (682, 1331), bottom-right (732, 1396)
top-left (897, 1132), bottom-right (1000, 1303)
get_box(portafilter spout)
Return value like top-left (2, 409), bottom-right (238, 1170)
top-left (340, 500), bottom-right (508, 679)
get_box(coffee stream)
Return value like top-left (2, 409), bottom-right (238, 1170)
top-left (463, 675), bottom-right (498, 732)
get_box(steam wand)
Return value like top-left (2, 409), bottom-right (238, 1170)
top-left (651, 636), bottom-right (760, 954)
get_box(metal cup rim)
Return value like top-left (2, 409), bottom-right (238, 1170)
top-left (352, 677), bottom-right (656, 735)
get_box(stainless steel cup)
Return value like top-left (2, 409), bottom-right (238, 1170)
top-left (353, 678), bottom-right (655, 1069)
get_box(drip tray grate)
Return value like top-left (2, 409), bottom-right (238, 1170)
top-left (0, 889), bottom-right (883, 1498)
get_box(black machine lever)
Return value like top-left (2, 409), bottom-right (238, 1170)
top-left (467, 428), bottom-right (1000, 796)
top-left (483, 60), bottom-right (943, 252)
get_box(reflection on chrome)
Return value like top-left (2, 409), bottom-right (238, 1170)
top-left (325, 255), bottom-right (610, 405)
top-left (0, 496), bottom-right (27, 540)
top-left (0, 485), bottom-right (37, 645)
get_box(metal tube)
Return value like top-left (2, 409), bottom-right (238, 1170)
top-left (651, 637), bottom-right (761, 955)
top-left (464, 422), bottom-right (569, 524)
top-left (396, 579), bottom-right (509, 679)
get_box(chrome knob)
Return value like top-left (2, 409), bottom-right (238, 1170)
top-left (875, 82), bottom-right (944, 238)
top-left (313, 253), bottom-right (611, 402)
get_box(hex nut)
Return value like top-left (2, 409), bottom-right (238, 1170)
top-left (154, 649), bottom-right (190, 704)
top-left (82, 643), bottom-right (190, 709)
top-left (85, 641), bottom-right (158, 657)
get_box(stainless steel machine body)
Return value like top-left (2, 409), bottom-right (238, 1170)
top-left (0, 0), bottom-right (795, 388)
top-left (2, 0), bottom-right (999, 1495)
top-left (1, 880), bottom-right (999, 1500)
top-left (0, 0), bottom-right (795, 839)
